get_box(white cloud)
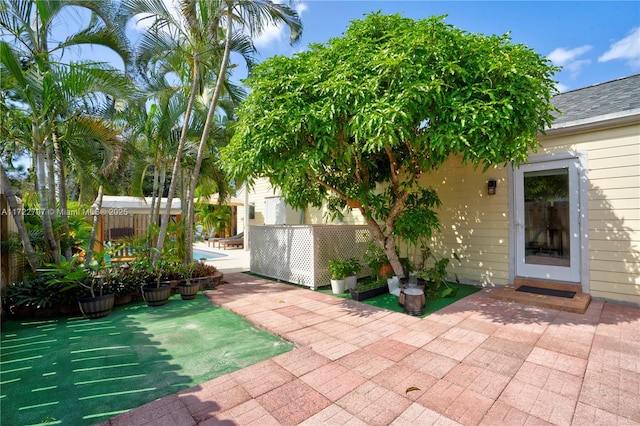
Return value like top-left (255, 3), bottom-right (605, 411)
top-left (555, 82), bottom-right (570, 93)
top-left (253, 1), bottom-right (308, 50)
top-left (598, 27), bottom-right (640, 68)
top-left (547, 45), bottom-right (592, 77)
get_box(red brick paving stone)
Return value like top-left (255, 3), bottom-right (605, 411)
top-left (479, 336), bottom-right (534, 360)
top-left (273, 304), bottom-right (311, 318)
top-left (245, 310), bottom-right (305, 334)
top-left (309, 336), bottom-right (360, 360)
top-left (364, 337), bottom-right (418, 362)
top-left (212, 399), bottom-right (281, 425)
top-left (456, 316), bottom-right (502, 335)
top-left (299, 404), bottom-right (369, 426)
top-left (513, 361), bottom-right (582, 400)
top-left (391, 403), bottom-right (462, 426)
top-left (497, 378), bottom-right (541, 414)
top-left (416, 378), bottom-right (465, 414)
top-left (441, 326), bottom-right (490, 347)
top-left (300, 363), bottom-right (367, 401)
top-left (422, 336), bottom-right (478, 362)
top-left (442, 388), bottom-right (496, 425)
top-left (230, 359), bottom-right (296, 398)
top-left (572, 401), bottom-right (637, 426)
top-left (360, 318), bottom-right (405, 337)
top-left (294, 311), bottom-right (330, 327)
top-left (336, 326), bottom-right (384, 348)
top-left (256, 379), bottom-right (332, 425)
top-left (580, 370), bottom-right (640, 422)
top-left (526, 347), bottom-right (588, 377)
top-left (271, 347), bottom-right (331, 377)
top-left (464, 347), bottom-right (526, 377)
top-left (312, 318), bottom-right (358, 335)
top-left (336, 381), bottom-right (412, 426)
top-left (400, 348), bottom-right (459, 379)
top-left (536, 333), bottom-right (593, 359)
top-left (336, 348), bottom-right (396, 379)
top-left (407, 317), bottom-right (454, 337)
top-left (371, 363), bottom-right (437, 401)
top-left (284, 326), bottom-right (331, 346)
top-left (389, 328), bottom-right (438, 347)
top-left (480, 401), bottom-right (545, 426)
top-left (444, 363), bottom-right (509, 400)
top-left (530, 388), bottom-right (578, 425)
top-left (106, 394), bottom-right (196, 426)
top-left (178, 377), bottom-right (251, 422)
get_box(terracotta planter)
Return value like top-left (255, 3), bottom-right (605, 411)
top-left (78, 293), bottom-right (115, 319)
top-left (377, 264), bottom-right (394, 279)
top-left (141, 284), bottom-right (172, 307)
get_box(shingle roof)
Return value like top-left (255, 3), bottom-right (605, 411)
top-left (551, 73), bottom-right (640, 127)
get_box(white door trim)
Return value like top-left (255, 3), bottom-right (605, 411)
top-left (509, 152), bottom-right (589, 292)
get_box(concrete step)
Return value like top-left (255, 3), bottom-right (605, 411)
top-left (491, 278), bottom-right (591, 314)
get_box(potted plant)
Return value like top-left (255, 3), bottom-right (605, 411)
top-left (41, 255), bottom-right (115, 319)
top-left (177, 263), bottom-right (199, 300)
top-left (140, 250), bottom-right (173, 306)
top-left (328, 259), bottom-right (349, 294)
top-left (191, 262), bottom-right (222, 289)
top-left (349, 277), bottom-right (389, 301)
top-left (415, 246), bottom-right (461, 300)
top-left (344, 257), bottom-right (361, 290)
top-left (363, 240), bottom-right (394, 279)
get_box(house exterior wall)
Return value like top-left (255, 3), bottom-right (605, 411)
top-left (538, 122), bottom-right (640, 304)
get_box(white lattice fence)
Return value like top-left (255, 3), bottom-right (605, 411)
top-left (250, 225), bottom-right (373, 289)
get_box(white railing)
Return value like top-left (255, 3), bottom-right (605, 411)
top-left (250, 225), bottom-right (373, 289)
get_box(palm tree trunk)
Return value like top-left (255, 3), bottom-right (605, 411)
top-left (185, 5), bottom-right (234, 263)
top-left (45, 141), bottom-right (57, 222)
top-left (0, 163), bottom-right (40, 272)
top-left (53, 132), bottom-right (72, 260)
top-left (34, 135), bottom-right (58, 262)
top-left (154, 56), bottom-right (201, 264)
top-left (84, 185), bottom-right (103, 268)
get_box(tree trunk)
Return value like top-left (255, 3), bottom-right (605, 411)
top-left (154, 56), bottom-right (201, 265)
top-left (53, 132), bottom-right (72, 260)
top-left (45, 141), bottom-right (57, 222)
top-left (365, 215), bottom-right (405, 279)
top-left (0, 163), bottom-right (40, 272)
top-left (185, 5), bottom-right (234, 263)
top-left (34, 137), bottom-right (58, 262)
top-left (84, 185), bottom-right (103, 268)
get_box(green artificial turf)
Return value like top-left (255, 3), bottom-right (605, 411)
top-left (1, 294), bottom-right (294, 426)
top-left (319, 282), bottom-right (481, 317)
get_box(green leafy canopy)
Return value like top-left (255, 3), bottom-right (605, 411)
top-left (221, 12), bottom-right (558, 276)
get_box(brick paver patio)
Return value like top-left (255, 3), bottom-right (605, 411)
top-left (102, 273), bottom-right (640, 425)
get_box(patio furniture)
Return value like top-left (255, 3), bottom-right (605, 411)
top-left (217, 233), bottom-right (244, 249)
top-left (209, 232), bottom-right (244, 248)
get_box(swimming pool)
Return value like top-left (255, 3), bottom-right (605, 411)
top-left (193, 248), bottom-right (227, 260)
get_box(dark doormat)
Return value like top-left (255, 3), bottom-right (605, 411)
top-left (516, 285), bottom-right (576, 298)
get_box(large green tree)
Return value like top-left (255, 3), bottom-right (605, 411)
top-left (222, 13), bottom-right (559, 277)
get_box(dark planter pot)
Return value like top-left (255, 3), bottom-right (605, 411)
top-left (178, 281), bottom-right (199, 300)
top-left (349, 285), bottom-right (388, 301)
top-left (78, 293), bottom-right (115, 319)
top-left (141, 284), bottom-right (172, 307)
top-left (9, 306), bottom-right (34, 319)
top-left (202, 272), bottom-right (223, 290)
top-left (114, 294), bottom-right (133, 306)
top-left (59, 303), bottom-right (81, 315)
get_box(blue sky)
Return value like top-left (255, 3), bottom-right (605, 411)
top-left (244, 1), bottom-right (640, 93)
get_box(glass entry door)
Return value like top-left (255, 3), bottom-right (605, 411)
top-left (514, 159), bottom-right (581, 282)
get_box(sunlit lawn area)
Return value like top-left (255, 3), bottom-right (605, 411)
top-left (1, 293), bottom-right (294, 426)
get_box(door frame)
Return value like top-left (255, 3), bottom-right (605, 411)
top-left (508, 152), bottom-right (590, 292)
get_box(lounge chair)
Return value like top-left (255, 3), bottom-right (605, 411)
top-left (214, 232), bottom-right (244, 249)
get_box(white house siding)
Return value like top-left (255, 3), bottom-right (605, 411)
top-left (538, 123), bottom-right (640, 304)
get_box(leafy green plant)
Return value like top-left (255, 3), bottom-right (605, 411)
top-left (363, 239), bottom-right (388, 273)
top-left (39, 254), bottom-right (106, 298)
top-left (345, 257), bottom-right (361, 276)
top-left (328, 259), bottom-right (350, 280)
top-left (353, 277), bottom-right (387, 292)
top-left (415, 247), bottom-right (461, 299)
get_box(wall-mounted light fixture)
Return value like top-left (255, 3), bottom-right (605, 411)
top-left (487, 179), bottom-right (497, 195)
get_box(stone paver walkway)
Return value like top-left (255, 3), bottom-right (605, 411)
top-left (102, 273), bottom-right (640, 425)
